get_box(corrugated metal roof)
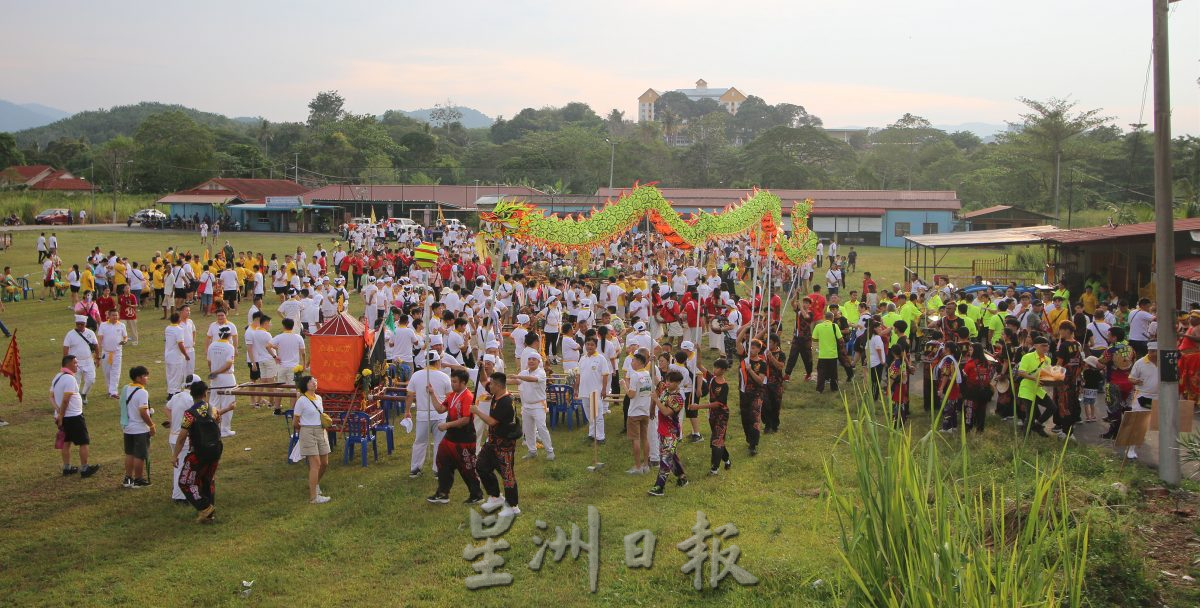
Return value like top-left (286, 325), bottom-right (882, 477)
top-left (962, 204), bottom-right (1056, 220)
top-left (156, 194), bottom-right (237, 205)
top-left (905, 225), bottom-right (1064, 248)
top-left (305, 184), bottom-right (544, 209)
top-left (810, 207), bottom-right (885, 217)
top-left (1038, 217), bottom-right (1200, 244)
top-left (1175, 257), bottom-right (1200, 282)
top-left (594, 187), bottom-right (961, 211)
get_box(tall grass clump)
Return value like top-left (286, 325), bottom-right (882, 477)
top-left (824, 398), bottom-right (1089, 607)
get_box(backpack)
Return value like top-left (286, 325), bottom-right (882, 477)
top-left (187, 403), bottom-right (224, 463)
top-left (1111, 344), bottom-right (1134, 371)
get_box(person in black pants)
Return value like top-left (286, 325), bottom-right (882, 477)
top-left (762, 334), bottom-right (786, 433)
top-left (474, 372), bottom-right (521, 517)
top-left (690, 359), bottom-right (732, 474)
top-left (785, 296), bottom-right (814, 381)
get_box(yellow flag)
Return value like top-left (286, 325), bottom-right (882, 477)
top-left (475, 233), bottom-right (489, 260)
top-left (370, 207), bottom-right (377, 224)
top-left (437, 203), bottom-right (445, 223)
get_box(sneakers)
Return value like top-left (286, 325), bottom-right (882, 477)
top-left (688, 433), bottom-right (703, 443)
top-left (220, 430), bottom-right (236, 438)
top-left (481, 496), bottom-right (506, 512)
top-left (62, 465), bottom-right (80, 476)
top-left (498, 504), bottom-right (521, 518)
top-left (409, 469), bottom-right (422, 478)
top-left (123, 476), bottom-right (134, 488)
top-left (311, 495), bottom-right (332, 504)
top-left (463, 495), bottom-right (484, 505)
top-left (426, 494), bottom-right (450, 504)
top-left (708, 468), bottom-right (720, 476)
top-left (196, 505), bottom-right (216, 523)
top-left (1031, 425), bottom-right (1050, 438)
top-left (0, 419), bottom-right (8, 427)
top-left (1126, 447), bottom-right (1138, 460)
top-left (724, 459), bottom-right (732, 470)
top-left (749, 446), bottom-right (758, 457)
top-left (647, 486), bottom-right (665, 497)
top-left (132, 478), bottom-right (151, 488)
top-left (676, 477), bottom-right (689, 488)
top-left (522, 451), bottom-right (537, 460)
top-left (80, 464), bottom-right (100, 478)
top-left (545, 452), bottom-right (555, 461)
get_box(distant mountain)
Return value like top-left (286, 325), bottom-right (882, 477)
top-left (13, 102), bottom-right (256, 147)
top-left (0, 100), bottom-right (72, 132)
top-left (401, 106), bottom-right (494, 129)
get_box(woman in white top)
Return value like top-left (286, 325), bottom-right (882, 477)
top-left (292, 375), bottom-right (331, 504)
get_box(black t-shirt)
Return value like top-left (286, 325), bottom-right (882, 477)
top-left (489, 394), bottom-right (517, 440)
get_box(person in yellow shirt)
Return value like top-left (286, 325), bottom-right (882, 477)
top-left (80, 265), bottom-right (96, 294)
top-left (113, 259), bottom-right (128, 288)
top-left (1047, 295), bottom-right (1070, 333)
top-left (1080, 286), bottom-right (1098, 316)
top-left (151, 264), bottom-right (165, 309)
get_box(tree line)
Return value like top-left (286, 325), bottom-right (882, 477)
top-left (1, 91), bottom-right (1198, 219)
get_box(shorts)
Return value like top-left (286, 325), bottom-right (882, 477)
top-left (258, 359), bottom-right (280, 382)
top-left (70, 285), bottom-right (80, 293)
top-left (163, 292), bottom-right (175, 308)
top-left (223, 290), bottom-right (237, 303)
top-left (276, 364), bottom-right (296, 384)
top-left (682, 392), bottom-right (698, 418)
top-left (61, 415), bottom-right (90, 445)
top-left (274, 286), bottom-right (286, 295)
top-left (44, 279), bottom-right (54, 287)
top-left (299, 426), bottom-right (330, 456)
top-left (123, 432), bottom-right (150, 459)
top-left (667, 322), bottom-right (684, 338)
top-left (248, 362), bottom-right (261, 381)
top-left (627, 415), bottom-right (649, 440)
top-left (1081, 388), bottom-right (1098, 405)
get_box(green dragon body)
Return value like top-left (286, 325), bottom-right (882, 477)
top-left (479, 184), bottom-right (818, 265)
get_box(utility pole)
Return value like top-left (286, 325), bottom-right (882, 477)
top-left (89, 161), bottom-right (95, 223)
top-left (1053, 149), bottom-right (1062, 225)
top-left (1153, 0), bottom-right (1180, 485)
top-left (294, 153), bottom-right (299, 183)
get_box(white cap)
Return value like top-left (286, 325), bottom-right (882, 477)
top-left (1147, 341), bottom-right (1158, 350)
top-left (482, 354), bottom-right (499, 365)
top-left (681, 341), bottom-right (696, 352)
top-left (634, 321), bottom-right (646, 331)
top-left (516, 314), bottom-right (530, 324)
top-left (430, 335), bottom-right (444, 346)
top-left (486, 340), bottom-right (501, 350)
top-left (427, 351), bottom-right (442, 363)
top-left (74, 315), bottom-right (87, 323)
top-left (367, 276), bottom-right (376, 283)
top-left (185, 373), bottom-right (203, 386)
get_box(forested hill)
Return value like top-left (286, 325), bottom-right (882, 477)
top-left (13, 102), bottom-right (256, 147)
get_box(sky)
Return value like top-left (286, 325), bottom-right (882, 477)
top-left (2, 0), bottom-right (1198, 134)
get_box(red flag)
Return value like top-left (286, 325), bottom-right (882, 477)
top-left (0, 330), bottom-right (22, 402)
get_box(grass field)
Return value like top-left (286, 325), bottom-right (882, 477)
top-left (0, 229), bottom-right (1188, 607)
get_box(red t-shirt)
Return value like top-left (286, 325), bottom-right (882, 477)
top-left (684, 300), bottom-right (701, 328)
top-left (809, 293), bottom-right (827, 321)
top-left (437, 262), bottom-right (453, 281)
top-left (659, 300), bottom-right (680, 323)
top-left (441, 389), bottom-right (476, 443)
top-left (769, 294), bottom-right (782, 323)
top-left (97, 296), bottom-right (116, 320)
top-left (737, 300), bottom-right (752, 325)
top-left (463, 263), bottom-right (476, 283)
top-left (119, 294), bottom-right (138, 320)
top-left (863, 278), bottom-right (877, 294)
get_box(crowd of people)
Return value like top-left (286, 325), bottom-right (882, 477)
top-left (36, 215), bottom-right (1184, 524)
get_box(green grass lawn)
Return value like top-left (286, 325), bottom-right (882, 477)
top-left (0, 228), bottom-right (1182, 607)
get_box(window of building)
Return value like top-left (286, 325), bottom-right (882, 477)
top-left (894, 222), bottom-right (911, 237)
top-left (922, 222), bottom-right (939, 235)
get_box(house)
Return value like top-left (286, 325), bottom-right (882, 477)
top-left (1038, 217), bottom-right (1200, 301)
top-left (303, 184), bottom-right (546, 226)
top-left (638, 79), bottom-right (748, 123)
top-left (0, 165), bottom-right (93, 192)
top-left (593, 187), bottom-right (962, 247)
top-left (962, 205), bottom-right (1057, 231)
top-left (156, 178), bottom-right (313, 232)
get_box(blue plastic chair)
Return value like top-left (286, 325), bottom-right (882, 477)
top-left (548, 384), bottom-right (583, 430)
top-left (282, 409), bottom-right (299, 464)
top-left (373, 404), bottom-right (395, 455)
top-left (343, 411), bottom-right (377, 467)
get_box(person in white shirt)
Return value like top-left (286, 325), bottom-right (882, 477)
top-left (292, 375), bottom-right (332, 504)
top-left (248, 315), bottom-right (281, 410)
top-left (301, 289), bottom-right (320, 334)
top-left (512, 355), bottom-right (554, 460)
top-left (205, 309), bottom-right (239, 354)
top-left (120, 366), bottom-right (154, 488)
top-left (867, 323), bottom-right (888, 398)
top-left (577, 337), bottom-right (613, 442)
top-left (252, 266), bottom-right (265, 299)
top-left (53, 356), bottom-right (100, 477)
top-left (207, 326), bottom-right (239, 437)
top-left (406, 352), bottom-right (453, 477)
top-left (178, 305), bottom-right (197, 377)
top-left (391, 315), bottom-right (418, 380)
top-left (622, 351), bottom-right (654, 474)
top-left (96, 309), bottom-right (128, 398)
top-left (560, 323), bottom-right (582, 371)
top-left (166, 374), bottom-right (201, 501)
top-left (164, 312), bottom-right (190, 397)
top-left (278, 289), bottom-right (303, 329)
top-left (220, 267), bottom-right (239, 310)
top-left (36, 233), bottom-right (47, 263)
top-left (270, 318), bottom-right (307, 383)
top-left (1126, 343), bottom-right (1160, 459)
top-left (63, 315), bottom-right (100, 403)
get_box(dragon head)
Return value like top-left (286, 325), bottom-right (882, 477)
top-left (480, 199), bottom-right (536, 233)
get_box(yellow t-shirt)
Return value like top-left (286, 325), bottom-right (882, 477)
top-left (80, 269), bottom-right (95, 293)
top-left (112, 262), bottom-right (128, 286)
top-left (151, 268), bottom-right (165, 290)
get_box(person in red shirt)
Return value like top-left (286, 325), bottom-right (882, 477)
top-left (96, 286), bottom-right (117, 322)
top-left (437, 260), bottom-right (453, 287)
top-left (808, 285), bottom-right (827, 322)
top-left (350, 254), bottom-right (365, 290)
top-left (683, 287), bottom-right (702, 346)
top-left (117, 284), bottom-right (140, 345)
top-left (658, 293), bottom-right (683, 348)
top-left (769, 291), bottom-right (782, 331)
top-left (463, 257), bottom-right (477, 284)
top-left (427, 369), bottom-right (483, 505)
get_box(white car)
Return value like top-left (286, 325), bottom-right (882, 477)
top-left (350, 217), bottom-right (373, 225)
